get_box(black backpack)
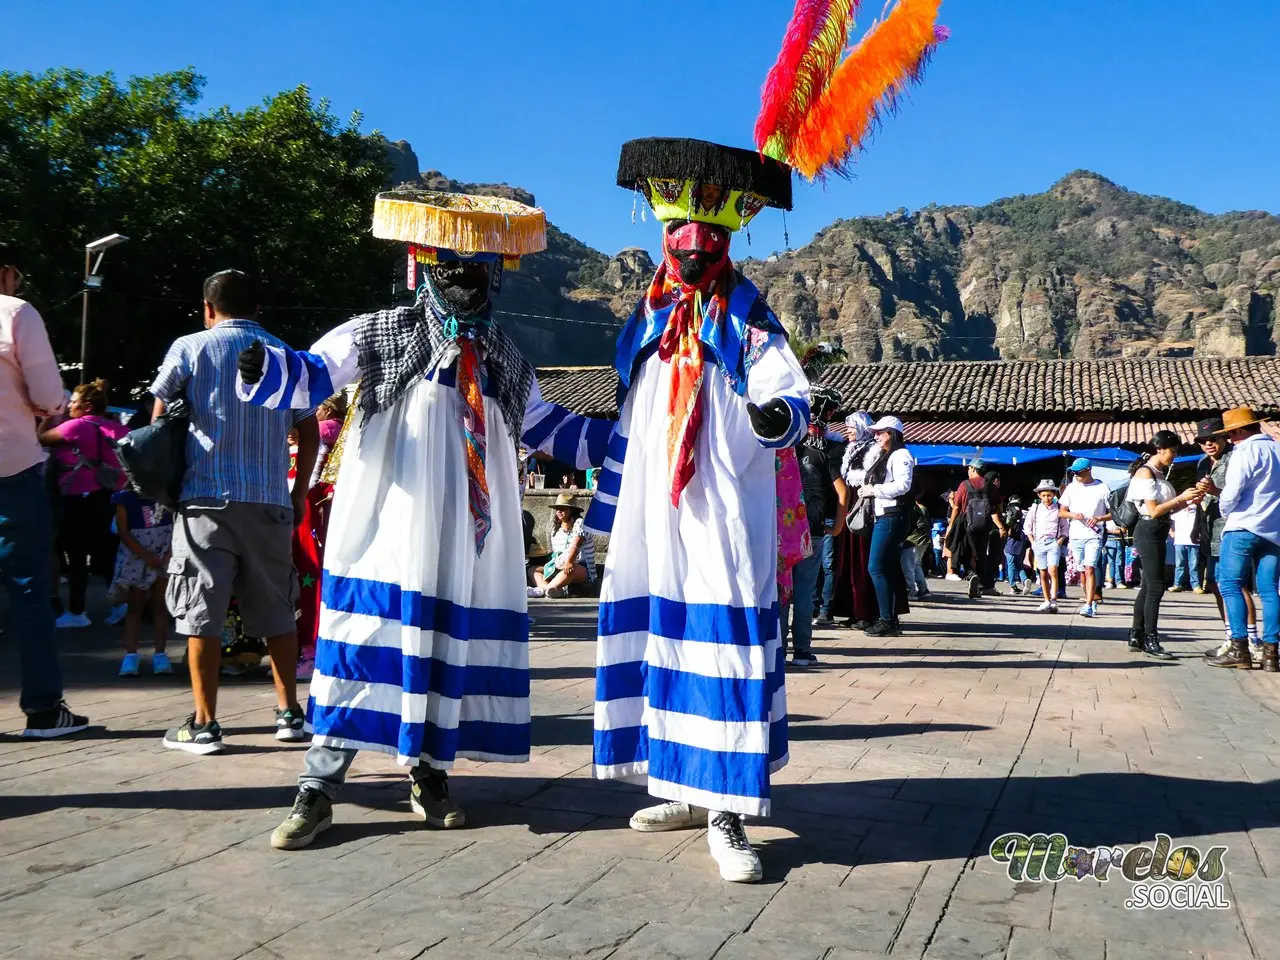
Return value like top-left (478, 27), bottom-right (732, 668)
top-left (1110, 482), bottom-right (1139, 531)
top-left (964, 480), bottom-right (991, 532)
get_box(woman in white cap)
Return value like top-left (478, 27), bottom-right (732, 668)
top-left (834, 412), bottom-right (882, 627)
top-left (855, 416), bottom-right (916, 636)
top-left (1023, 479), bottom-right (1069, 613)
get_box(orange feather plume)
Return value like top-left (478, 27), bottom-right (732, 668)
top-left (787, 0), bottom-right (946, 180)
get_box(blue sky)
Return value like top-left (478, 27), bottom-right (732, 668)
top-left (8, 0), bottom-right (1279, 260)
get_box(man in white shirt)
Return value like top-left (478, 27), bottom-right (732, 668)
top-left (1058, 458), bottom-right (1111, 619)
top-left (1214, 408), bottom-right (1280, 672)
top-left (0, 242), bottom-right (89, 737)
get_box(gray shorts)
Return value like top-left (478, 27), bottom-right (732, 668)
top-left (166, 500), bottom-right (299, 639)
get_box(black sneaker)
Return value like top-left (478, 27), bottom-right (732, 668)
top-left (163, 715), bottom-right (225, 755)
top-left (790, 650), bottom-right (817, 667)
top-left (410, 769), bottom-right (465, 828)
top-left (863, 619), bottom-right (895, 637)
top-left (274, 705), bottom-right (307, 742)
top-left (23, 701), bottom-right (89, 739)
top-left (968, 575), bottom-right (983, 599)
top-left (813, 613), bottom-right (835, 626)
top-left (270, 788), bottom-right (333, 850)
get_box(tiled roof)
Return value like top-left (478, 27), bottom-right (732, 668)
top-left (821, 358), bottom-right (1280, 417)
top-left (535, 358), bottom-right (1280, 430)
top-left (537, 366), bottom-right (620, 418)
top-left (902, 420), bottom-right (1198, 447)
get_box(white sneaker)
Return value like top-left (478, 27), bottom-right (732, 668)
top-left (526, 586), bottom-right (545, 598)
top-left (707, 812), bottom-right (762, 883)
top-left (1049, 602), bottom-right (1059, 614)
top-left (118, 653), bottom-right (140, 677)
top-left (945, 574), bottom-right (962, 582)
top-left (105, 603), bottom-right (128, 626)
top-left (628, 801), bottom-right (707, 833)
top-left (55, 612), bottom-right (91, 629)
top-left (1036, 601), bottom-right (1052, 613)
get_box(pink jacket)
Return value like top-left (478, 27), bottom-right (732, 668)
top-left (0, 295), bottom-right (65, 478)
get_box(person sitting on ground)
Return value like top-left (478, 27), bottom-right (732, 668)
top-left (1058, 458), bottom-right (1111, 619)
top-left (528, 494), bottom-right (594, 598)
top-left (1024, 479), bottom-right (1068, 613)
top-left (38, 378), bottom-right (129, 628)
top-left (109, 488), bottom-right (174, 677)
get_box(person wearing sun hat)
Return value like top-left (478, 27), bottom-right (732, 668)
top-left (528, 493), bottom-right (594, 599)
top-left (1202, 408), bottom-right (1280, 671)
top-left (236, 189), bottom-right (612, 850)
top-left (1024, 479), bottom-right (1069, 613)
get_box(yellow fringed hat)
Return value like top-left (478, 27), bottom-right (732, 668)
top-left (372, 190), bottom-right (547, 269)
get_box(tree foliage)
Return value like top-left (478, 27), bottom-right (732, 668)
top-left (0, 68), bottom-right (393, 394)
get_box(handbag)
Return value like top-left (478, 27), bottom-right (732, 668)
top-left (115, 398), bottom-right (190, 508)
top-left (847, 495), bottom-right (876, 537)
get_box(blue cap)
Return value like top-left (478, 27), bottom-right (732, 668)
top-left (1070, 457), bottom-right (1092, 473)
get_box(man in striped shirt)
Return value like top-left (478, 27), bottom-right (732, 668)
top-left (150, 269), bottom-right (318, 755)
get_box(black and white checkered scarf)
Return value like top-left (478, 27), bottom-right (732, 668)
top-left (352, 280), bottom-right (533, 444)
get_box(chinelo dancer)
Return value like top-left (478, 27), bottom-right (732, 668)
top-left (591, 0), bottom-right (949, 883)
top-left (235, 190), bottom-right (609, 850)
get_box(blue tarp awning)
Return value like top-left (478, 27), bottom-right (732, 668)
top-left (907, 445), bottom-right (1063, 466)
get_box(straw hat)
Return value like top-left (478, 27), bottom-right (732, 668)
top-left (548, 493), bottom-right (584, 513)
top-left (1215, 407), bottom-right (1266, 435)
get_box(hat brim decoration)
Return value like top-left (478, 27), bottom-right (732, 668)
top-left (617, 138), bottom-right (792, 232)
top-left (373, 190), bottom-right (547, 271)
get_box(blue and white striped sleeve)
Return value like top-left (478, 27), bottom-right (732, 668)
top-left (236, 318), bottom-right (360, 411)
top-left (747, 334), bottom-right (811, 449)
top-left (521, 374), bottom-right (614, 470)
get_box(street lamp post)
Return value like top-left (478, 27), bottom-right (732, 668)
top-left (80, 233), bottom-right (128, 384)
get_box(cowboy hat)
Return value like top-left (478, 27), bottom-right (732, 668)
top-left (1215, 407), bottom-right (1266, 435)
top-left (1033, 479), bottom-right (1059, 494)
top-left (548, 493), bottom-right (584, 512)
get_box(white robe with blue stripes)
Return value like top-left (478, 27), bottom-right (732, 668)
top-left (237, 318), bottom-right (606, 768)
top-left (587, 326), bottom-right (810, 818)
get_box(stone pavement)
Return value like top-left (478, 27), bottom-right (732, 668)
top-left (1, 582), bottom-right (1278, 960)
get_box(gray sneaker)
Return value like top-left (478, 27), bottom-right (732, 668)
top-left (270, 788), bottom-right (333, 850)
top-left (410, 769), bottom-right (465, 828)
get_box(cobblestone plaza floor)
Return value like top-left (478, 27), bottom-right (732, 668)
top-left (1, 582), bottom-right (1278, 959)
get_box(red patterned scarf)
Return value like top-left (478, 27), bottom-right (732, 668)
top-left (649, 251), bottom-right (731, 507)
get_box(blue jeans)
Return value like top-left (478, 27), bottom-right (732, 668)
top-left (901, 542), bottom-right (928, 596)
top-left (1173, 544), bottom-right (1201, 590)
top-left (868, 514), bottom-right (908, 622)
top-left (1219, 530), bottom-right (1279, 644)
top-left (781, 550), bottom-right (821, 655)
top-left (1003, 550), bottom-right (1030, 588)
top-left (0, 465), bottom-right (65, 714)
top-left (1104, 537), bottom-right (1125, 585)
top-left (817, 532), bottom-right (836, 616)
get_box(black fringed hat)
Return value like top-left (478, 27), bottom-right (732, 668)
top-left (617, 137), bottom-right (793, 232)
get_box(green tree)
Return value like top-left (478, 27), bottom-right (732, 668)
top-left (0, 68), bottom-right (393, 395)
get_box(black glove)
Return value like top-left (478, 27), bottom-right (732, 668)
top-left (747, 398), bottom-right (793, 441)
top-left (238, 340), bottom-right (266, 385)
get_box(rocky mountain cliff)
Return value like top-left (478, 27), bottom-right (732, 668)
top-left (743, 171), bottom-right (1280, 361)
top-left (384, 141), bottom-right (1280, 365)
